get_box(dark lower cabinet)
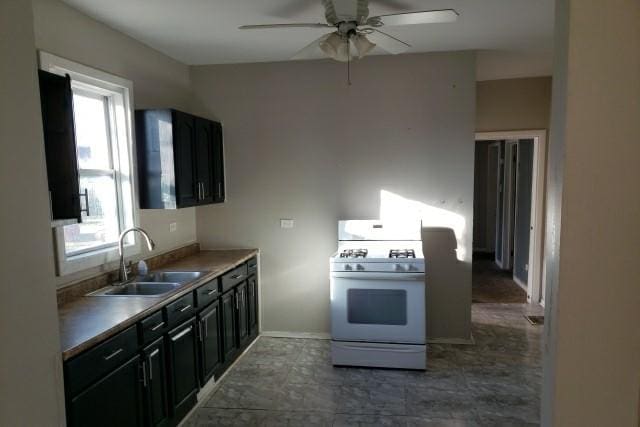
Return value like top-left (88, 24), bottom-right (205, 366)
top-left (198, 300), bottom-right (222, 384)
top-left (248, 275), bottom-right (259, 338)
top-left (167, 320), bottom-right (199, 421)
top-left (142, 338), bottom-right (170, 427)
top-left (221, 290), bottom-right (238, 363)
top-left (68, 355), bottom-right (144, 427)
top-left (237, 282), bottom-right (250, 348)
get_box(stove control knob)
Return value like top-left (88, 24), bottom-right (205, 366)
top-left (394, 263), bottom-right (404, 272)
top-left (356, 264), bottom-right (365, 271)
top-left (344, 264), bottom-right (353, 271)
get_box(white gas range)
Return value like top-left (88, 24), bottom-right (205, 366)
top-left (330, 220), bottom-right (426, 370)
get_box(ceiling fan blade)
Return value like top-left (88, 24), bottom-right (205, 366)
top-left (291, 33), bottom-right (332, 60)
top-left (369, 9), bottom-right (459, 27)
top-left (366, 28), bottom-right (410, 54)
top-left (239, 23), bottom-right (332, 30)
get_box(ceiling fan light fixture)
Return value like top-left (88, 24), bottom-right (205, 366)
top-left (351, 34), bottom-right (376, 58)
top-left (320, 32), bottom-right (352, 62)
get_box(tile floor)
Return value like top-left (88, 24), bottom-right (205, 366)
top-left (183, 304), bottom-right (542, 426)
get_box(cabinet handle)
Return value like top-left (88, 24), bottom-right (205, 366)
top-left (103, 348), bottom-right (123, 361)
top-left (140, 360), bottom-right (148, 387)
top-left (79, 188), bottom-right (90, 217)
top-left (177, 304), bottom-right (192, 313)
top-left (217, 182), bottom-right (222, 198)
top-left (205, 288), bottom-right (216, 296)
top-left (230, 274), bottom-right (243, 280)
top-left (150, 321), bottom-right (165, 332)
top-left (148, 348), bottom-right (159, 382)
top-left (235, 297), bottom-right (239, 310)
top-left (172, 325), bottom-right (192, 341)
top-left (197, 321), bottom-right (204, 342)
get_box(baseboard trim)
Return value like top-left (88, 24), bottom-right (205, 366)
top-left (428, 336), bottom-right (475, 345)
top-left (261, 330), bottom-right (331, 340)
top-left (513, 275), bottom-right (528, 292)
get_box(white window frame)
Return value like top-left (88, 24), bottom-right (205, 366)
top-left (39, 52), bottom-right (140, 276)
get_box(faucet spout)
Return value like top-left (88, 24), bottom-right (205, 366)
top-left (118, 227), bottom-right (156, 283)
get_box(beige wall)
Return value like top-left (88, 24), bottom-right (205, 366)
top-left (477, 76), bottom-right (552, 132)
top-left (542, 0), bottom-right (640, 425)
top-left (190, 52), bottom-right (476, 339)
top-left (0, 1), bottom-right (65, 425)
top-left (31, 0), bottom-right (197, 287)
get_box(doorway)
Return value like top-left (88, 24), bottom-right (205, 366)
top-left (473, 131), bottom-right (547, 305)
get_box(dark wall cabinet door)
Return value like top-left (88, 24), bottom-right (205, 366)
top-left (194, 118), bottom-right (214, 204)
top-left (221, 290), bottom-right (238, 362)
top-left (167, 320), bottom-right (199, 420)
top-left (198, 300), bottom-right (222, 384)
top-left (237, 282), bottom-right (250, 348)
top-left (137, 109), bottom-right (224, 209)
top-left (38, 70), bottom-right (81, 222)
top-left (248, 275), bottom-right (259, 338)
top-left (211, 121), bottom-right (225, 203)
top-left (142, 338), bottom-right (170, 427)
top-left (67, 355), bottom-right (144, 427)
top-left (173, 111), bottom-right (198, 208)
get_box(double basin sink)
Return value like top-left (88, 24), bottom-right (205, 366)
top-left (88, 271), bottom-right (208, 297)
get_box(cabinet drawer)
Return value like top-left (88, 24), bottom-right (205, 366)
top-left (247, 257), bottom-right (257, 277)
top-left (165, 292), bottom-right (195, 327)
top-left (65, 325), bottom-right (138, 397)
top-left (194, 278), bottom-right (219, 308)
top-left (138, 310), bottom-right (167, 345)
top-left (221, 264), bottom-right (248, 293)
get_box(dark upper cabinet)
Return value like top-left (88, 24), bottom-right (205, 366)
top-left (67, 355), bottom-right (145, 427)
top-left (136, 109), bottom-right (225, 209)
top-left (198, 300), bottom-right (222, 384)
top-left (38, 70), bottom-right (82, 222)
top-left (166, 320), bottom-right (199, 420)
top-left (142, 338), bottom-right (170, 427)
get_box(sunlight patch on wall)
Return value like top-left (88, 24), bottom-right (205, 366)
top-left (379, 190), bottom-right (467, 261)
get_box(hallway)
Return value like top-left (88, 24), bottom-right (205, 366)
top-left (472, 256), bottom-right (527, 304)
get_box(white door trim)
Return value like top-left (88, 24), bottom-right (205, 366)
top-left (475, 130), bottom-right (547, 305)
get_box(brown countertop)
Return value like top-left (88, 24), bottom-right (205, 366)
top-left (58, 249), bottom-right (258, 361)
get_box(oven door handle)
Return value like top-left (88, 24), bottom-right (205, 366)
top-left (330, 272), bottom-right (425, 280)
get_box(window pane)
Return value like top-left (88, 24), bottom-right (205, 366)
top-left (72, 90), bottom-right (112, 169)
top-left (347, 289), bottom-right (407, 325)
top-left (64, 175), bottom-right (120, 255)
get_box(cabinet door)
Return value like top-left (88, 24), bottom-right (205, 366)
top-left (142, 338), bottom-right (170, 427)
top-left (198, 300), bottom-right (222, 384)
top-left (237, 282), bottom-right (250, 348)
top-left (38, 70), bottom-right (81, 222)
top-left (167, 320), bottom-right (199, 420)
top-left (211, 121), bottom-right (225, 203)
top-left (221, 290), bottom-right (238, 362)
top-left (194, 118), bottom-right (214, 205)
top-left (173, 111), bottom-right (197, 208)
top-left (248, 276), bottom-right (259, 338)
top-left (68, 355), bottom-right (144, 427)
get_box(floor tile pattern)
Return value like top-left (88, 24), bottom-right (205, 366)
top-left (472, 259), bottom-right (527, 304)
top-left (183, 304), bottom-right (542, 426)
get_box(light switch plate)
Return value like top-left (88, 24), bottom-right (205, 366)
top-left (169, 222), bottom-right (177, 232)
top-left (280, 219), bottom-right (294, 229)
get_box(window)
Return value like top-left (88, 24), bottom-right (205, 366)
top-left (40, 52), bottom-right (138, 275)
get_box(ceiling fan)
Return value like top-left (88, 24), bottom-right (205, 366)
top-left (239, 0), bottom-right (459, 62)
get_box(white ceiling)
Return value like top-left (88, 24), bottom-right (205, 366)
top-left (61, 0), bottom-right (554, 71)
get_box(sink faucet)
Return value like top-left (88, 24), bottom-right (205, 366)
top-left (118, 227), bottom-right (156, 283)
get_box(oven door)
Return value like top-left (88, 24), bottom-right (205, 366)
top-left (330, 271), bottom-right (425, 344)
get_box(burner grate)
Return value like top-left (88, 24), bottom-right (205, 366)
top-left (340, 249), bottom-right (368, 258)
top-left (389, 249), bottom-right (416, 259)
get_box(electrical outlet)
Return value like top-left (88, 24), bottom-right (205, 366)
top-left (280, 219), bottom-right (294, 229)
top-left (169, 222), bottom-right (177, 232)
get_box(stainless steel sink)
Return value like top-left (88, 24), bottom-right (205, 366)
top-left (134, 271), bottom-right (207, 284)
top-left (89, 282), bottom-right (182, 297)
top-left (86, 270), bottom-right (209, 297)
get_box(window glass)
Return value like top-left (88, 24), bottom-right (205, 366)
top-left (72, 91), bottom-right (112, 170)
top-left (347, 289), bottom-right (407, 325)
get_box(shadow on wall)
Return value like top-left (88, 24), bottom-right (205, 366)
top-left (379, 190), bottom-right (467, 261)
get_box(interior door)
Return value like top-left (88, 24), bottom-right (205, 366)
top-left (194, 118), bottom-right (214, 204)
top-left (496, 140), bottom-right (518, 270)
top-left (173, 111), bottom-right (197, 208)
top-left (513, 139), bottom-right (535, 286)
top-left (495, 142), bottom-right (505, 267)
